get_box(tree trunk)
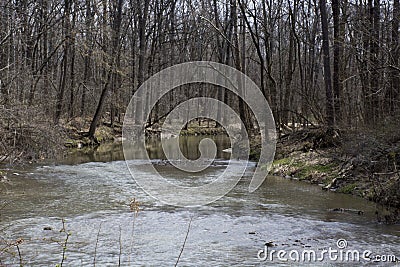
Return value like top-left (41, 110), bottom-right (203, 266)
top-left (80, 0), bottom-right (93, 117)
top-left (54, 0), bottom-right (71, 125)
top-left (389, 0), bottom-right (399, 115)
top-left (231, 0), bottom-right (247, 133)
top-left (137, 0), bottom-right (150, 89)
top-left (320, 0), bottom-right (334, 127)
top-left (88, 0), bottom-right (124, 138)
top-left (68, 6), bottom-right (77, 119)
top-left (367, 0), bottom-right (380, 123)
top-left (134, 0), bottom-right (150, 124)
top-left (332, 0), bottom-right (342, 123)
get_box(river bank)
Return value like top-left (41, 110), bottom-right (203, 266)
top-left (263, 127), bottom-right (400, 224)
top-left (66, 119), bottom-right (400, 224)
top-left (1, 116), bottom-right (399, 223)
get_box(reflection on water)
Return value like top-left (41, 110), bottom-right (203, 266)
top-left (0, 136), bottom-right (399, 266)
top-left (62, 135), bottom-right (231, 165)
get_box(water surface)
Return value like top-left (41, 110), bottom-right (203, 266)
top-left (1, 136), bottom-right (399, 266)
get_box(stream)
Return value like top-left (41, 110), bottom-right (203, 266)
top-left (1, 136), bottom-right (399, 266)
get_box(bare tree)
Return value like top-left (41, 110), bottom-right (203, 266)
top-left (389, 0), bottom-right (399, 115)
top-left (332, 0), bottom-right (342, 123)
top-left (88, 0), bottom-right (124, 138)
top-left (54, 0), bottom-right (72, 124)
top-left (320, 0), bottom-right (334, 127)
top-left (0, 0), bottom-right (399, 142)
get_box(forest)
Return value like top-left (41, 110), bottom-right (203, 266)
top-left (0, 0), bottom-right (400, 213)
top-left (0, 0), bottom-right (398, 131)
top-left (0, 0), bottom-right (400, 265)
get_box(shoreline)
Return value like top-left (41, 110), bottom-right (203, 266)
top-left (253, 128), bottom-right (400, 224)
top-left (62, 123), bottom-right (400, 224)
top-left (1, 120), bottom-right (399, 223)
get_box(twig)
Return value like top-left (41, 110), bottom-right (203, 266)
top-left (199, 16), bottom-right (235, 49)
top-left (118, 225), bottom-right (122, 267)
top-left (11, 152), bottom-right (24, 164)
top-left (128, 213), bottom-right (137, 265)
top-left (59, 219), bottom-right (71, 267)
top-left (0, 32), bottom-right (11, 46)
top-left (128, 197), bottom-right (141, 264)
top-left (16, 243), bottom-right (23, 267)
top-left (0, 154), bottom-right (9, 163)
top-left (373, 171), bottom-right (399, 175)
top-left (0, 63), bottom-right (12, 72)
top-left (174, 217), bottom-right (193, 267)
top-left (93, 222), bottom-right (102, 267)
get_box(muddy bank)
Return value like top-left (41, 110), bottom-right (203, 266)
top-left (1, 117), bottom-right (225, 166)
top-left (251, 128), bottom-right (400, 224)
top-left (63, 117), bottom-right (122, 148)
top-left (64, 118), bottom-right (228, 148)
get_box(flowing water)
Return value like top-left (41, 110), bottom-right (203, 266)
top-left (0, 136), bottom-right (399, 266)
